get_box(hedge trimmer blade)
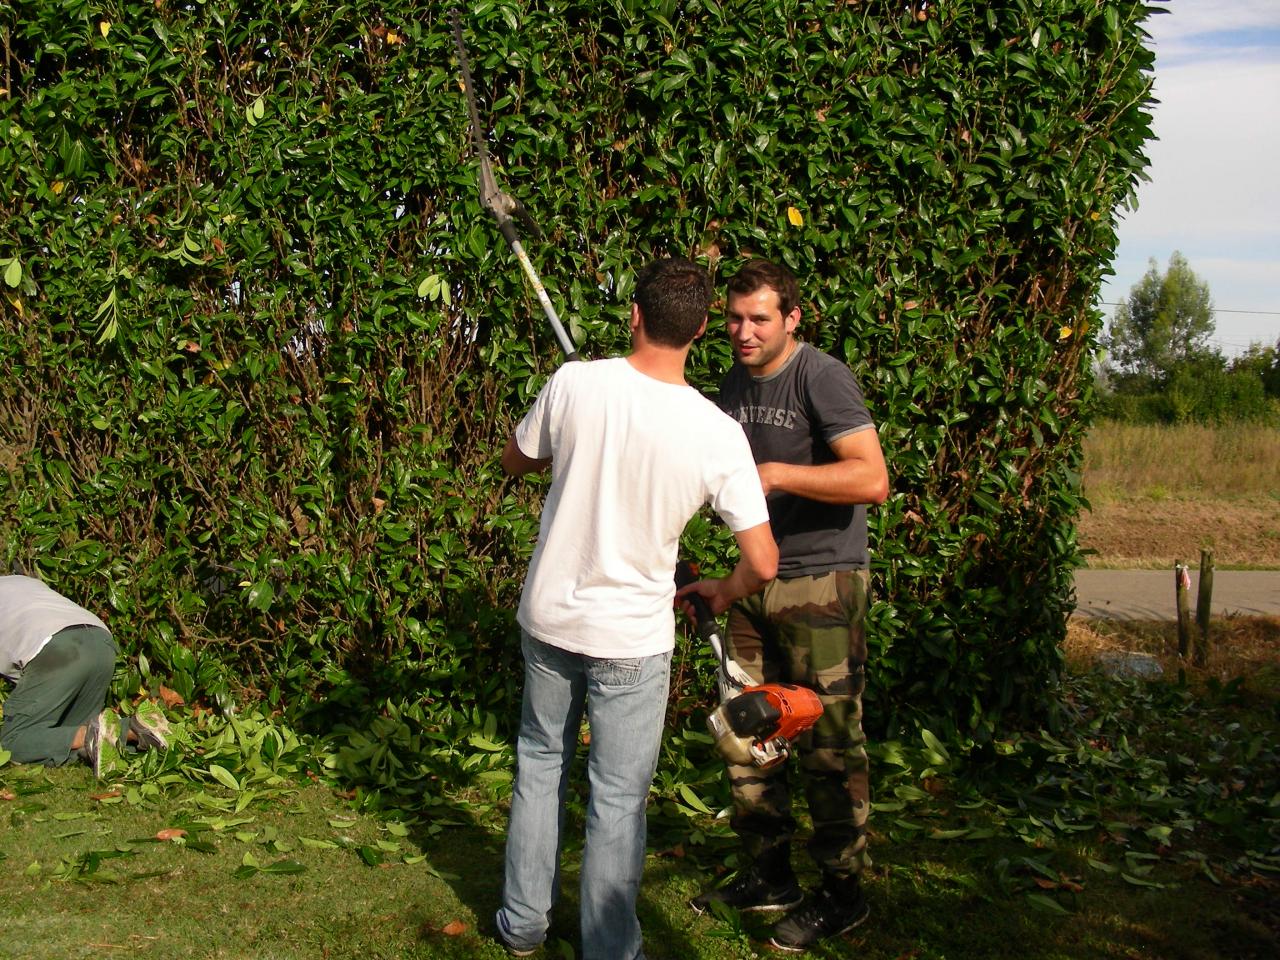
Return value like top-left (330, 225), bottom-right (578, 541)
top-left (450, 8), bottom-right (578, 360)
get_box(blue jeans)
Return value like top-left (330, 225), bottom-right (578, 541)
top-left (496, 633), bottom-right (671, 960)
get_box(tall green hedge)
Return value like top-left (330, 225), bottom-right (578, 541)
top-left (0, 0), bottom-right (1157, 737)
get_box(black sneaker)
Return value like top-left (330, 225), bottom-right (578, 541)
top-left (769, 877), bottom-right (869, 952)
top-left (690, 865), bottom-right (803, 915)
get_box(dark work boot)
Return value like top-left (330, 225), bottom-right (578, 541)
top-left (769, 872), bottom-right (869, 952)
top-left (690, 846), bottom-right (802, 915)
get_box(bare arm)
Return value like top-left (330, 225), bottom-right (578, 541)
top-left (675, 521), bottom-right (779, 617)
top-left (501, 434), bottom-right (551, 477)
top-left (756, 428), bottom-right (889, 505)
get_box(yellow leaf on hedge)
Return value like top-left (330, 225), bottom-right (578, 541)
top-left (1058, 325), bottom-right (1073, 341)
top-left (787, 206), bottom-right (804, 227)
top-left (99, 21), bottom-right (111, 38)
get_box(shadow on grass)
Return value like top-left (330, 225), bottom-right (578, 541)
top-left (403, 803), bottom-right (510, 949)
top-left (403, 802), bottom-right (715, 959)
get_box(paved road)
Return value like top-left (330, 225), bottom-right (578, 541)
top-left (1073, 569), bottom-right (1280, 620)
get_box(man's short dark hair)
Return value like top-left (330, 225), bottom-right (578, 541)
top-left (633, 258), bottom-right (712, 348)
top-left (726, 258), bottom-right (800, 317)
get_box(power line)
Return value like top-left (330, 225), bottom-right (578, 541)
top-left (1097, 301), bottom-right (1280, 316)
top-left (1207, 336), bottom-right (1270, 348)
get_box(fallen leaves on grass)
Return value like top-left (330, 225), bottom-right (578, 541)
top-left (441, 920), bottom-right (467, 936)
top-left (1033, 875), bottom-right (1085, 893)
top-left (158, 685), bottom-right (185, 709)
top-left (156, 828), bottom-right (187, 842)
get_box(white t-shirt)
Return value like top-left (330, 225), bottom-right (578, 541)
top-left (0, 575), bottom-right (110, 680)
top-left (515, 358), bottom-right (768, 658)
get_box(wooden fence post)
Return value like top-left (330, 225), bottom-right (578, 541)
top-left (1194, 549), bottom-right (1214, 668)
top-left (1175, 561), bottom-right (1192, 659)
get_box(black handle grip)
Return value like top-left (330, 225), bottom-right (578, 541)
top-left (675, 560), bottom-right (720, 644)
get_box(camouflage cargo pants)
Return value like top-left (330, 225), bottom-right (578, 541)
top-left (725, 568), bottom-right (871, 877)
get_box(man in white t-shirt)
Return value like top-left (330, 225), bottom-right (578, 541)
top-left (494, 258), bottom-right (779, 960)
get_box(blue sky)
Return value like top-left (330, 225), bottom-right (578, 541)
top-left (1098, 0), bottom-right (1280, 357)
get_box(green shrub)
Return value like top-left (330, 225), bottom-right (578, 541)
top-left (1099, 363), bottom-right (1278, 427)
top-left (1096, 391), bottom-right (1168, 424)
top-left (1, 0), bottom-right (1160, 739)
top-left (1166, 363), bottom-right (1277, 426)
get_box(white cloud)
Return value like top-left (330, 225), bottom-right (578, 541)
top-left (1146, 0), bottom-right (1280, 57)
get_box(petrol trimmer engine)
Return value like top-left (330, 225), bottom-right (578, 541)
top-left (676, 562), bottom-right (824, 768)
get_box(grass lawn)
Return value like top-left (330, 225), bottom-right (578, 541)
top-left (1, 768), bottom-right (1272, 960)
top-left (3, 620), bottom-right (1276, 960)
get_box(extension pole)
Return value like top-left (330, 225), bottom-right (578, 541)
top-left (450, 8), bottom-right (579, 361)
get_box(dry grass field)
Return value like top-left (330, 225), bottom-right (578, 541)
top-left (1079, 422), bottom-right (1280, 568)
top-left (1083, 422), bottom-right (1280, 501)
top-left (1065, 612), bottom-right (1280, 686)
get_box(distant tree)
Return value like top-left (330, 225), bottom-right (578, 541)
top-left (1230, 338), bottom-right (1280, 400)
top-left (1106, 252), bottom-right (1216, 381)
top-left (1164, 354), bottom-right (1275, 425)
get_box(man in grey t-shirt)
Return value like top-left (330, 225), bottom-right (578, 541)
top-left (1, 575), bottom-right (168, 776)
top-left (690, 260), bottom-right (889, 953)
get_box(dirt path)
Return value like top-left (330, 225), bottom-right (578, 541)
top-left (1078, 497), bottom-right (1280, 569)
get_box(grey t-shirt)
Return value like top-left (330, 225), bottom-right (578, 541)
top-left (0, 576), bottom-right (110, 680)
top-left (719, 342), bottom-right (876, 577)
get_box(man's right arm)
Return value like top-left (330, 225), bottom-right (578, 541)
top-left (501, 369), bottom-right (561, 477)
top-left (756, 427), bottom-right (888, 505)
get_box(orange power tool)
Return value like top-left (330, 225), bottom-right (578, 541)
top-left (675, 562), bottom-right (823, 768)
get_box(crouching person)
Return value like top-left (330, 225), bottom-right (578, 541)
top-left (1, 574), bottom-right (169, 777)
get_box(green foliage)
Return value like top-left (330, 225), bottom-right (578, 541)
top-left (1, 0), bottom-right (1162, 737)
top-left (869, 668), bottom-right (1280, 903)
top-left (1231, 338), bottom-right (1280, 400)
top-left (1096, 389), bottom-right (1169, 425)
top-left (1164, 358), bottom-right (1278, 426)
top-left (1097, 251), bottom-right (1277, 426)
top-left (1099, 356), bottom-right (1279, 426)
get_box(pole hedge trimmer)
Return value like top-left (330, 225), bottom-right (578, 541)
top-left (450, 8), bottom-right (579, 361)
top-left (675, 562), bottom-right (823, 768)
